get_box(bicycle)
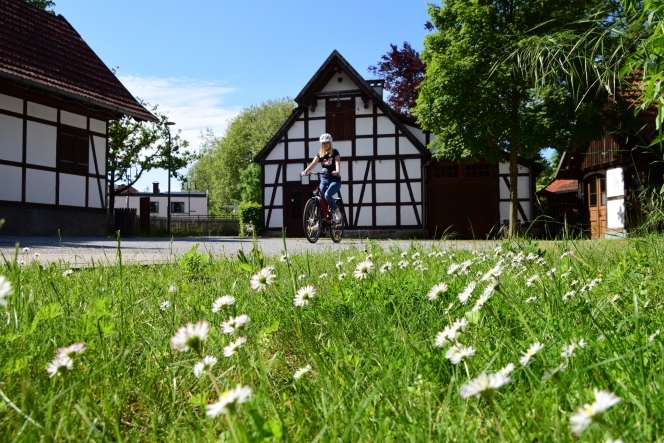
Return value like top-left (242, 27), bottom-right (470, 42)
top-left (302, 172), bottom-right (347, 243)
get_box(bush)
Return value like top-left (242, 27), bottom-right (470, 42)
top-left (238, 202), bottom-right (262, 236)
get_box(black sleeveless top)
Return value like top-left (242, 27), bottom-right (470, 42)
top-left (316, 149), bottom-right (341, 181)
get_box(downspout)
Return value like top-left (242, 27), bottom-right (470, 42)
top-left (422, 158), bottom-right (433, 239)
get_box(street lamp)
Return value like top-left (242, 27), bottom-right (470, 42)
top-left (165, 121), bottom-right (175, 237)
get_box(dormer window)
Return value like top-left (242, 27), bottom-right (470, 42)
top-left (326, 98), bottom-right (354, 141)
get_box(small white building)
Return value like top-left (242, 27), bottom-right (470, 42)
top-left (114, 183), bottom-right (208, 217)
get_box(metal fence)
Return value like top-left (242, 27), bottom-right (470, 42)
top-left (144, 215), bottom-right (239, 236)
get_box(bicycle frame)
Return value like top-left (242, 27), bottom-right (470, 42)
top-left (307, 172), bottom-right (335, 228)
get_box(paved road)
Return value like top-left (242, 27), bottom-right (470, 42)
top-left (0, 235), bottom-right (495, 267)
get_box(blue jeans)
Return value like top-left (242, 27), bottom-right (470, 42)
top-left (319, 178), bottom-right (341, 211)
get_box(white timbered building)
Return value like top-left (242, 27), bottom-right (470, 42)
top-left (0, 0), bottom-right (156, 236)
top-left (255, 51), bottom-right (539, 239)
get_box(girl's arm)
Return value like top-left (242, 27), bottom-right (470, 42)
top-left (332, 155), bottom-right (341, 176)
top-left (301, 156), bottom-right (320, 176)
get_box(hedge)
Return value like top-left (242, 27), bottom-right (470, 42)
top-left (238, 202), bottom-right (262, 236)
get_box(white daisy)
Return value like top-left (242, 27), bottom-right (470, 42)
top-left (206, 385), bottom-right (252, 417)
top-left (335, 261), bottom-right (343, 269)
top-left (649, 329), bottom-right (660, 342)
top-left (563, 290), bottom-right (576, 301)
top-left (380, 262), bottom-right (392, 273)
top-left (168, 284), bottom-right (177, 293)
top-left (223, 337), bottom-right (247, 357)
top-left (526, 275), bottom-right (539, 287)
top-left (22, 247), bottom-right (29, 253)
top-left (294, 364), bottom-right (312, 380)
top-left (447, 263), bottom-right (460, 275)
top-left (497, 363), bottom-right (515, 377)
top-left (610, 294), bottom-right (620, 303)
top-left (159, 300), bottom-right (171, 311)
top-left (221, 315), bottom-right (250, 334)
top-left (46, 356), bottom-right (73, 378)
top-left (561, 339), bottom-right (586, 359)
top-left (458, 281), bottom-right (476, 304)
top-left (212, 296), bottom-right (235, 313)
top-left (427, 283), bottom-right (448, 301)
top-left (460, 372), bottom-right (512, 399)
top-left (445, 344), bottom-right (476, 365)
top-left (318, 273), bottom-right (328, 279)
top-left (0, 276), bottom-right (12, 307)
top-left (400, 251), bottom-right (408, 258)
top-left (62, 269), bottom-right (73, 277)
top-left (481, 261), bottom-right (503, 281)
top-left (293, 285), bottom-right (316, 307)
top-left (519, 342), bottom-right (544, 366)
top-left (250, 268), bottom-right (276, 291)
top-left (346, 256), bottom-right (355, 263)
top-left (570, 389), bottom-right (621, 435)
top-left (525, 296), bottom-right (537, 303)
top-left (353, 259), bottom-right (374, 280)
top-left (398, 260), bottom-right (409, 269)
top-left (57, 342), bottom-right (86, 359)
top-left (338, 273), bottom-right (347, 280)
top-left (193, 356), bottom-right (218, 378)
top-left (411, 252), bottom-right (420, 259)
top-left (280, 253), bottom-right (289, 262)
top-left (170, 321), bottom-right (210, 353)
top-left (297, 274), bottom-right (306, 281)
top-left (561, 249), bottom-right (575, 259)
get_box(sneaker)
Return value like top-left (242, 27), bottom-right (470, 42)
top-left (333, 211), bottom-right (342, 223)
top-left (310, 223), bottom-right (319, 232)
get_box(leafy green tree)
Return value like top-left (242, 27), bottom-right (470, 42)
top-left (414, 0), bottom-right (611, 237)
top-left (186, 98), bottom-right (293, 213)
top-left (24, 0), bottom-right (55, 11)
top-left (108, 104), bottom-right (195, 215)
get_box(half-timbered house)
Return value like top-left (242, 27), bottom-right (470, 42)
top-left (255, 51), bottom-right (539, 239)
top-left (0, 0), bottom-right (156, 236)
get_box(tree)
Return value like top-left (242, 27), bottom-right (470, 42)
top-left (108, 104), bottom-right (195, 215)
top-left (368, 42), bottom-right (426, 117)
top-left (185, 98), bottom-right (293, 213)
top-left (414, 0), bottom-right (611, 237)
top-left (24, 0), bottom-right (55, 11)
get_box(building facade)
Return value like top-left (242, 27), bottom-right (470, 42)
top-left (115, 184), bottom-right (208, 218)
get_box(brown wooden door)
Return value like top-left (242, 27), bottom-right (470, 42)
top-left (586, 175), bottom-right (607, 239)
top-left (284, 184), bottom-right (308, 237)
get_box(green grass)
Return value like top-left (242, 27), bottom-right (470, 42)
top-left (1, 235), bottom-right (663, 442)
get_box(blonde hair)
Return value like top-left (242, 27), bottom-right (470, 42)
top-left (319, 142), bottom-right (333, 158)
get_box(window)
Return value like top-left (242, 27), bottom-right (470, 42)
top-left (588, 179), bottom-right (597, 207)
top-left (435, 165), bottom-right (458, 178)
top-left (466, 164), bottom-right (491, 177)
top-left (59, 127), bottom-right (89, 174)
top-left (170, 202), bottom-right (185, 213)
top-left (326, 99), bottom-right (355, 140)
top-left (600, 177), bottom-right (606, 206)
top-left (149, 202), bottom-right (159, 213)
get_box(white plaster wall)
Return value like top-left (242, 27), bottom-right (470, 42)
top-left (89, 118), bottom-right (106, 134)
top-left (264, 187), bottom-right (274, 206)
top-left (353, 184), bottom-right (372, 203)
top-left (321, 72), bottom-right (357, 92)
top-left (375, 159), bottom-right (396, 180)
top-left (266, 143), bottom-right (285, 161)
top-left (90, 136), bottom-right (106, 174)
top-left (607, 199), bottom-right (625, 229)
top-left (356, 118), bottom-right (373, 136)
top-left (403, 125), bottom-right (426, 146)
top-left (339, 185), bottom-right (349, 202)
top-left (0, 114), bottom-right (23, 162)
top-left (607, 167), bottom-right (624, 198)
top-left (401, 182), bottom-right (422, 203)
top-left (375, 183), bottom-right (396, 203)
top-left (0, 164), bottom-right (22, 201)
top-left (376, 206), bottom-right (396, 225)
top-left (25, 169), bottom-right (56, 204)
top-left (339, 159), bottom-right (348, 179)
top-left (399, 137), bottom-right (420, 155)
top-left (290, 120), bottom-right (305, 139)
top-left (268, 208), bottom-right (283, 228)
top-left (499, 201), bottom-right (531, 221)
top-left (272, 186), bottom-right (283, 206)
top-left (355, 97), bottom-right (373, 115)
top-left (265, 164), bottom-right (280, 184)
top-left (114, 195), bottom-right (208, 216)
top-left (401, 159), bottom-right (421, 180)
top-left (60, 110), bottom-right (87, 129)
top-left (400, 205), bottom-right (420, 225)
top-left (376, 116), bottom-right (394, 135)
top-left (353, 160), bottom-right (373, 181)
top-left (355, 207), bottom-right (372, 226)
top-left (356, 138), bottom-right (373, 156)
top-left (59, 173), bottom-right (86, 207)
top-left (499, 180), bottom-right (510, 199)
top-left (308, 119), bottom-right (326, 138)
top-left (26, 121), bottom-right (57, 167)
top-left (499, 163), bottom-right (529, 174)
top-left (499, 177), bottom-right (529, 199)
top-left (88, 179), bottom-right (102, 208)
top-left (286, 163), bottom-right (305, 182)
top-left (288, 141), bottom-right (305, 159)
top-left (308, 142), bottom-right (320, 159)
top-left (0, 94), bottom-right (23, 113)
top-left (335, 140), bottom-right (352, 158)
top-left (377, 137), bottom-right (396, 155)
top-left (27, 102), bottom-right (57, 122)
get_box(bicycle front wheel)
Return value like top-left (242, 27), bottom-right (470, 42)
top-left (303, 198), bottom-right (322, 244)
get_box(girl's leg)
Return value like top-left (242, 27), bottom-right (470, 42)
top-left (324, 181), bottom-right (341, 211)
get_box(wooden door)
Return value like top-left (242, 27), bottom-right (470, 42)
top-left (586, 175), bottom-right (607, 239)
top-left (284, 184), bottom-right (307, 237)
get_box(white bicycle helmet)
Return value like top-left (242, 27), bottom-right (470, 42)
top-left (319, 133), bottom-right (333, 143)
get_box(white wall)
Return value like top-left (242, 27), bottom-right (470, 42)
top-left (113, 195), bottom-right (208, 217)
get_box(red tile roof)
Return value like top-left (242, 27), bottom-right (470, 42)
top-left (544, 179), bottom-right (578, 193)
top-left (0, 0), bottom-right (156, 121)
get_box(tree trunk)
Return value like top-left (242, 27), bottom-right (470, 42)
top-left (508, 142), bottom-right (519, 238)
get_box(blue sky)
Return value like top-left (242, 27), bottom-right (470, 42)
top-left (54, 0), bottom-right (432, 191)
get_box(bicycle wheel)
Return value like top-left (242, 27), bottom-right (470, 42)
top-left (330, 201), bottom-right (345, 243)
top-left (303, 198), bottom-right (322, 243)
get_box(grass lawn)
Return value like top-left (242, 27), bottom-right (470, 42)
top-left (0, 236), bottom-right (663, 442)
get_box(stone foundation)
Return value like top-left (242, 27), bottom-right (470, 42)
top-left (0, 205), bottom-right (107, 237)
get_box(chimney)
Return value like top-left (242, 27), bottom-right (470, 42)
top-left (152, 182), bottom-right (160, 194)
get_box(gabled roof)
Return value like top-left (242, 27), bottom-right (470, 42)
top-left (255, 50), bottom-right (429, 161)
top-left (0, 0), bottom-right (156, 122)
top-left (543, 179), bottom-right (578, 193)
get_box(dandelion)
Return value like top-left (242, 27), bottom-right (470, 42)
top-left (649, 329), bottom-right (661, 342)
top-left (460, 372), bottom-right (512, 399)
top-left (338, 273), bottom-right (346, 280)
top-left (46, 356), bottom-right (73, 378)
top-left (168, 284), bottom-right (177, 293)
top-left (498, 363), bottom-right (515, 377)
top-left (353, 259), bottom-right (374, 280)
top-left (293, 285), bottom-right (316, 307)
top-left (206, 385), bottom-right (253, 417)
top-left (427, 283), bottom-right (448, 301)
top-left (0, 276), bottom-right (12, 307)
top-left (458, 281), bottom-right (476, 304)
top-left (294, 364), bottom-right (312, 380)
top-left (569, 389), bottom-right (621, 435)
top-left (398, 260), bottom-right (409, 269)
top-left (221, 315), bottom-right (250, 334)
top-left (159, 300), bottom-right (171, 311)
top-left (297, 274), bottom-right (306, 281)
top-left (445, 344), bottom-right (476, 365)
top-left (212, 296), bottom-right (235, 313)
top-left (170, 321), bottom-right (210, 353)
top-left (380, 262), bottom-right (392, 273)
top-left (62, 269), bottom-right (73, 277)
top-left (318, 273), bottom-right (328, 279)
top-left (561, 339), bottom-right (586, 359)
top-left (57, 342), bottom-right (86, 359)
top-left (519, 342), bottom-right (544, 366)
top-left (526, 275), bottom-right (539, 287)
top-left (250, 267), bottom-right (276, 291)
top-left (223, 337), bottom-right (247, 357)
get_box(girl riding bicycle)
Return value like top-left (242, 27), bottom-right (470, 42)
top-left (301, 133), bottom-right (342, 225)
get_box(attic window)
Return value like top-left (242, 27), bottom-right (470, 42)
top-left (435, 165), bottom-right (458, 178)
top-left (326, 99), bottom-right (354, 141)
top-left (466, 164), bottom-right (491, 177)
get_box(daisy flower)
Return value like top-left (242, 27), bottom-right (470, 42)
top-left (193, 356), bottom-right (218, 378)
top-left (458, 281), bottom-right (476, 304)
top-left (338, 273), bottom-right (347, 280)
top-left (318, 273), bottom-right (328, 279)
top-left (280, 253), bottom-right (289, 262)
top-left (346, 256), bottom-right (355, 263)
top-left (570, 389), bottom-right (621, 435)
top-left (221, 315), bottom-right (250, 334)
top-left (250, 267), bottom-right (276, 291)
top-left (206, 385), bottom-right (253, 417)
top-left (170, 321), bottom-right (210, 353)
top-left (481, 261), bottom-right (503, 281)
top-left (22, 247), bottom-right (29, 253)
top-left (57, 342), bottom-right (86, 359)
top-left (297, 274), bottom-right (306, 281)
top-left (525, 296), bottom-right (537, 303)
top-left (400, 251), bottom-right (408, 258)
top-left (380, 262), bottom-right (392, 273)
top-left (445, 344), bottom-right (476, 365)
top-left (427, 283), bottom-right (448, 301)
top-left (212, 296), bottom-right (235, 313)
top-left (159, 300), bottom-right (171, 311)
top-left (335, 261), bottom-right (343, 269)
top-left (561, 339), bottom-right (586, 359)
top-left (398, 260), bottom-right (409, 269)
top-left (223, 337), bottom-right (247, 357)
top-left (0, 276), bottom-right (12, 306)
top-left (293, 285), bottom-right (316, 307)
top-left (649, 329), bottom-right (661, 342)
top-left (519, 342), bottom-right (544, 366)
top-left (498, 363), bottom-right (515, 377)
top-left (46, 356), bottom-right (73, 378)
top-left (471, 284), bottom-right (495, 313)
top-left (62, 269), bottom-right (73, 277)
top-left (610, 294), bottom-right (620, 303)
top-left (460, 372), bottom-right (512, 399)
top-left (353, 259), bottom-right (374, 280)
top-left (168, 284), bottom-right (177, 293)
top-left (526, 275), bottom-right (539, 287)
top-left (563, 290), bottom-right (576, 301)
top-left (294, 364), bottom-right (312, 380)
top-left (541, 363), bottom-right (567, 381)
top-left (411, 252), bottom-right (420, 259)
